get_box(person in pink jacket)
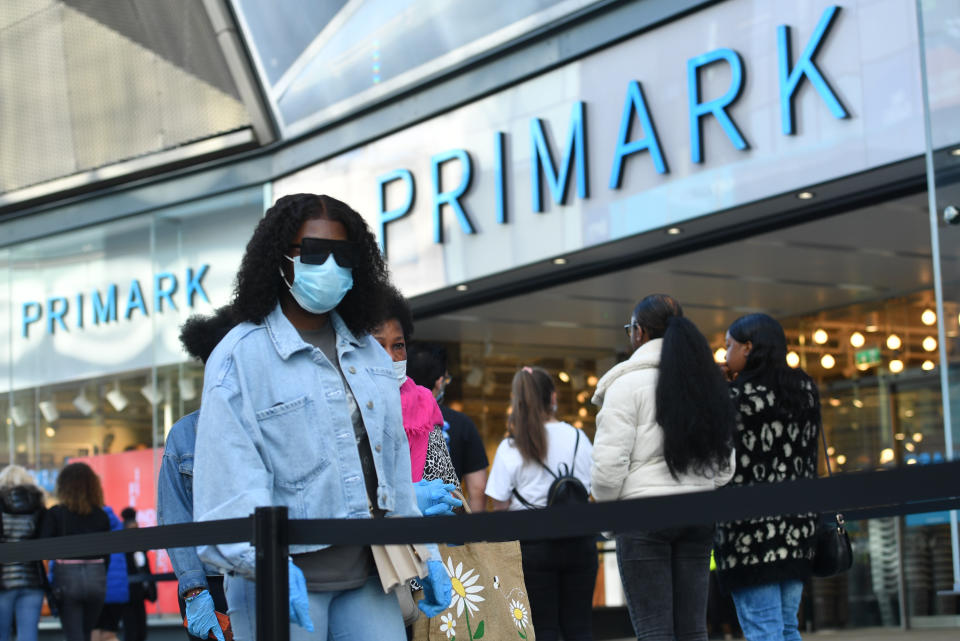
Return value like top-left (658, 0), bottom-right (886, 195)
top-left (372, 288), bottom-right (460, 487)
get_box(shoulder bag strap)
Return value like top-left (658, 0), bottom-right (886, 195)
top-left (819, 422), bottom-right (833, 477)
top-left (511, 488), bottom-right (541, 510)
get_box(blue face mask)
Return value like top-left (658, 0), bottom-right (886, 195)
top-left (281, 254), bottom-right (354, 314)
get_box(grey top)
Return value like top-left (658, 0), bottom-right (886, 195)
top-left (292, 321), bottom-right (378, 591)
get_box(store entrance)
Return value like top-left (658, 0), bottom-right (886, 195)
top-left (416, 189), bottom-right (960, 628)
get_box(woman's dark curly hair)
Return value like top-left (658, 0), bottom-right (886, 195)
top-left (232, 194), bottom-right (392, 335)
top-left (379, 285), bottom-right (414, 341)
top-left (56, 462), bottom-right (104, 516)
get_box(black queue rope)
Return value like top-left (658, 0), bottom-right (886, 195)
top-left (1, 461), bottom-right (958, 564)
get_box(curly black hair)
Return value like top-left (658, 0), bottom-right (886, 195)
top-left (380, 285), bottom-right (414, 340)
top-left (231, 194), bottom-right (392, 336)
top-left (179, 305), bottom-right (238, 363)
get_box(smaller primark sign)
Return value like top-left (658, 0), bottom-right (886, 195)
top-left (20, 266), bottom-right (210, 338)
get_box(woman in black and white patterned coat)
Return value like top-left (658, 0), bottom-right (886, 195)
top-left (715, 313), bottom-right (820, 641)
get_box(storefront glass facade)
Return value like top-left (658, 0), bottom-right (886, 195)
top-left (1, 0), bottom-right (959, 630)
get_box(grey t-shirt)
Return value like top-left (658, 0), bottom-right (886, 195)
top-left (292, 322), bottom-right (380, 591)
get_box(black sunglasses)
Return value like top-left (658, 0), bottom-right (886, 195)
top-left (290, 238), bottom-right (359, 268)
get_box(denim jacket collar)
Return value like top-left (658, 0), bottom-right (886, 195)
top-left (264, 303), bottom-right (364, 360)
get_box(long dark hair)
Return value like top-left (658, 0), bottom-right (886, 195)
top-left (727, 313), bottom-right (815, 415)
top-left (231, 193), bottom-right (392, 336)
top-left (507, 367), bottom-right (554, 463)
top-left (633, 294), bottom-right (736, 479)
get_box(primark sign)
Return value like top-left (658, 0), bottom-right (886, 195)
top-left (20, 266), bottom-right (211, 338)
top-left (375, 6), bottom-right (848, 255)
top-left (274, 0), bottom-right (931, 298)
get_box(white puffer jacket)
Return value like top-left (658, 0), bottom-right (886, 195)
top-left (590, 338), bottom-right (735, 502)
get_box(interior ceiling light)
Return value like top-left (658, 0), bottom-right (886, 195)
top-left (786, 351), bottom-right (800, 368)
top-left (8, 407), bottom-right (26, 428)
top-left (558, 371), bottom-right (571, 383)
top-left (796, 191), bottom-right (815, 200)
top-left (73, 391), bottom-right (94, 416)
top-left (921, 309), bottom-right (937, 326)
top-left (922, 336), bottom-right (938, 352)
top-left (666, 227), bottom-right (683, 235)
top-left (889, 359), bottom-right (905, 374)
top-left (38, 401), bottom-right (59, 424)
top-left (879, 448), bottom-right (895, 464)
top-left (141, 384), bottom-right (163, 406)
top-left (552, 257), bottom-right (568, 265)
top-left (922, 360), bottom-right (935, 371)
top-left (578, 407), bottom-right (588, 417)
top-left (587, 375), bottom-right (598, 387)
top-left (105, 385), bottom-right (129, 412)
top-left (828, 398), bottom-right (841, 407)
top-left (913, 432), bottom-right (924, 442)
top-left (836, 454), bottom-right (847, 465)
top-left (886, 334), bottom-right (902, 350)
top-left (44, 426), bottom-right (56, 438)
top-left (812, 329), bottom-right (828, 344)
top-left (179, 378), bottom-right (197, 402)
top-left (905, 442), bottom-right (916, 452)
top-left (714, 348), bottom-right (727, 363)
top-left (820, 354), bottom-right (836, 369)
top-left (852, 398), bottom-right (864, 408)
top-left (455, 284), bottom-right (468, 292)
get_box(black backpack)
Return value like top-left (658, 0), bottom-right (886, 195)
top-left (513, 427), bottom-right (589, 508)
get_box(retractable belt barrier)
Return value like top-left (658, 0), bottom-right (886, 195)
top-left (1, 460), bottom-right (958, 564)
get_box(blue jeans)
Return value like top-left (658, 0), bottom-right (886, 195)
top-left (225, 574), bottom-right (406, 641)
top-left (730, 580), bottom-right (803, 641)
top-left (0, 588), bottom-right (44, 641)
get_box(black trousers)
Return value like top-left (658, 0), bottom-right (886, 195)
top-left (616, 526), bottom-right (714, 641)
top-left (520, 536), bottom-right (598, 641)
top-left (177, 576), bottom-right (227, 641)
top-left (121, 599), bottom-right (147, 641)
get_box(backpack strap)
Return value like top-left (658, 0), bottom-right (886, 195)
top-left (511, 488), bottom-right (541, 510)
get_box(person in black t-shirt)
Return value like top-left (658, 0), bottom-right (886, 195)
top-left (407, 343), bottom-right (488, 512)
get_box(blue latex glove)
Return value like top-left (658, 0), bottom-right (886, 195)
top-left (185, 590), bottom-right (225, 641)
top-left (414, 479), bottom-right (462, 516)
top-left (288, 559), bottom-right (314, 632)
top-left (418, 559), bottom-right (452, 617)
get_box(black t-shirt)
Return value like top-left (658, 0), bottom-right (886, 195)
top-left (440, 405), bottom-right (489, 481)
top-left (40, 504), bottom-right (111, 561)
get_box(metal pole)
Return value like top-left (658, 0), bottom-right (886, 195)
top-left (255, 506), bottom-right (289, 641)
top-left (916, 0), bottom-right (960, 595)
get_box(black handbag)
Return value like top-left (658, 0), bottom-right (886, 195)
top-left (811, 426), bottom-right (853, 578)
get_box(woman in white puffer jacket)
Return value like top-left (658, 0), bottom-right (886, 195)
top-left (591, 293), bottom-right (737, 641)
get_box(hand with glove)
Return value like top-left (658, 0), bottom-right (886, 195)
top-left (288, 559), bottom-right (314, 632)
top-left (414, 479), bottom-right (462, 516)
top-left (418, 559), bottom-right (452, 617)
top-left (184, 590), bottom-right (225, 641)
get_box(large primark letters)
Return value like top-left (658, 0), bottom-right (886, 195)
top-left (375, 5), bottom-right (847, 257)
top-left (21, 265), bottom-right (210, 338)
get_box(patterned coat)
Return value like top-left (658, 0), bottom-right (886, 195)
top-left (714, 372), bottom-right (820, 591)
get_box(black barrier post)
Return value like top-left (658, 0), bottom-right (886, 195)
top-left (255, 506), bottom-right (289, 641)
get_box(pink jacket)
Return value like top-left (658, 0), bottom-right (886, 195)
top-left (400, 378), bottom-right (444, 481)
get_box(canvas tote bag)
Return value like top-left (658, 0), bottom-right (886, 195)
top-left (412, 491), bottom-right (536, 641)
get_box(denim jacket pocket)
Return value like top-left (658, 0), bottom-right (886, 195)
top-left (255, 396), bottom-right (330, 488)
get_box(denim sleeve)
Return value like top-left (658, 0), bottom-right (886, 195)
top-left (157, 452), bottom-right (208, 596)
top-left (193, 377), bottom-right (272, 580)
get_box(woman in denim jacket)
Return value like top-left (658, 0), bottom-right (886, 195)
top-left (192, 194), bottom-right (451, 641)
